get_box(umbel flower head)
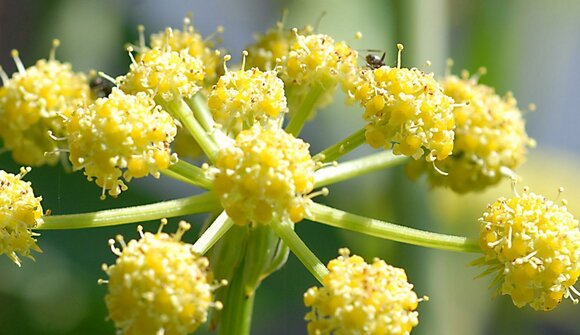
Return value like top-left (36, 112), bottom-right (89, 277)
top-left (245, 20), bottom-right (313, 71)
top-left (103, 221), bottom-right (221, 335)
top-left (213, 124), bottom-right (315, 225)
top-left (208, 64), bottom-right (287, 135)
top-left (149, 17), bottom-right (222, 87)
top-left (406, 71), bottom-right (535, 193)
top-left (477, 189), bottom-right (580, 311)
top-left (0, 41), bottom-right (90, 166)
top-left (348, 45), bottom-right (455, 162)
top-left (0, 167), bottom-right (43, 266)
top-left (304, 248), bottom-right (422, 335)
top-left (118, 39), bottom-right (205, 102)
top-left (67, 88), bottom-right (177, 198)
top-left (281, 31), bottom-right (358, 117)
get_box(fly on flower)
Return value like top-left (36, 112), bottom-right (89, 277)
top-left (364, 49), bottom-right (386, 69)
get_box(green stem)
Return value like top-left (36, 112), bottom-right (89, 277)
top-left (307, 202), bottom-right (481, 253)
top-left (314, 150), bottom-right (408, 188)
top-left (40, 192), bottom-right (220, 230)
top-left (270, 219), bottom-right (328, 284)
top-left (313, 128), bottom-right (366, 163)
top-left (186, 93), bottom-right (216, 132)
top-left (219, 259), bottom-right (255, 335)
top-left (261, 239), bottom-right (289, 278)
top-left (162, 159), bottom-right (213, 189)
top-left (285, 85), bottom-right (326, 137)
top-left (160, 98), bottom-right (219, 163)
top-left (192, 211), bottom-right (233, 255)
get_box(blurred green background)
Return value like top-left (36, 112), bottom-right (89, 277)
top-left (1, 0), bottom-right (580, 334)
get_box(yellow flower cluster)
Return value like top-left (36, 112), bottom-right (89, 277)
top-left (478, 190), bottom-right (580, 311)
top-left (349, 66), bottom-right (455, 161)
top-left (0, 49), bottom-right (90, 166)
top-left (149, 19), bottom-right (221, 86)
top-left (213, 125), bottom-right (315, 225)
top-left (304, 248), bottom-right (421, 335)
top-left (245, 23), bottom-right (313, 71)
top-left (0, 167), bottom-right (43, 266)
top-left (406, 74), bottom-right (534, 193)
top-left (67, 88), bottom-right (176, 198)
top-left (104, 222), bottom-right (217, 335)
top-left (118, 46), bottom-right (205, 102)
top-left (282, 32), bottom-right (358, 117)
top-left (284, 33), bottom-right (358, 87)
top-left (208, 67), bottom-right (287, 135)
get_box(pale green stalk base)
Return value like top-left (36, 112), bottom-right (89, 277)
top-left (162, 159), bottom-right (213, 189)
top-left (285, 85), bottom-right (326, 137)
top-left (40, 192), bottom-right (220, 229)
top-left (271, 219), bottom-right (328, 284)
top-left (192, 211), bottom-right (233, 255)
top-left (160, 98), bottom-right (219, 163)
top-left (307, 203), bottom-right (481, 253)
top-left (219, 259), bottom-right (255, 335)
top-left (187, 93), bottom-right (216, 132)
top-left (314, 150), bottom-right (408, 188)
top-left (313, 128), bottom-right (366, 163)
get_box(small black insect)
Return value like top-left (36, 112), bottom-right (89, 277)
top-left (89, 76), bottom-right (114, 99)
top-left (365, 51), bottom-right (386, 70)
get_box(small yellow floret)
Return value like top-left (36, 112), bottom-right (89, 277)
top-left (304, 249), bottom-right (422, 335)
top-left (67, 88), bottom-right (177, 198)
top-left (0, 167), bottom-right (43, 266)
top-left (406, 74), bottom-right (534, 193)
top-left (349, 66), bottom-right (455, 161)
top-left (104, 222), bottom-right (218, 335)
top-left (213, 125), bottom-right (315, 225)
top-left (0, 54), bottom-right (90, 166)
top-left (118, 47), bottom-right (205, 102)
top-left (208, 67), bottom-right (287, 135)
top-left (477, 190), bottom-right (580, 311)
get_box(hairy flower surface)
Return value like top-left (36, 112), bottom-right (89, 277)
top-left (304, 248), bottom-right (421, 335)
top-left (67, 88), bottom-right (176, 198)
top-left (406, 74), bottom-right (534, 192)
top-left (118, 47), bottom-right (205, 102)
top-left (208, 67), bottom-right (287, 135)
top-left (0, 167), bottom-right (43, 266)
top-left (149, 21), bottom-right (221, 86)
top-left (104, 222), bottom-right (216, 335)
top-left (213, 125), bottom-right (315, 225)
top-left (478, 191), bottom-right (580, 311)
top-left (349, 66), bottom-right (455, 161)
top-left (0, 50), bottom-right (90, 166)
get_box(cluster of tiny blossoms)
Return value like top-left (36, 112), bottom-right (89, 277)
top-left (0, 12), bottom-right (578, 335)
top-left (305, 248), bottom-right (421, 335)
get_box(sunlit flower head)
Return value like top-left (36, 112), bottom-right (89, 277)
top-left (67, 88), bottom-right (177, 198)
top-left (304, 248), bottom-right (422, 335)
top-left (208, 65), bottom-right (287, 135)
top-left (118, 42), bottom-right (205, 102)
top-left (348, 46), bottom-right (455, 162)
top-left (406, 71), bottom-right (535, 193)
top-left (477, 189), bottom-right (580, 311)
top-left (245, 20), bottom-right (313, 71)
top-left (213, 125), bottom-right (315, 225)
top-left (0, 41), bottom-right (90, 166)
top-left (103, 221), bottom-right (221, 335)
top-left (149, 17), bottom-right (222, 86)
top-left (0, 167), bottom-right (43, 266)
